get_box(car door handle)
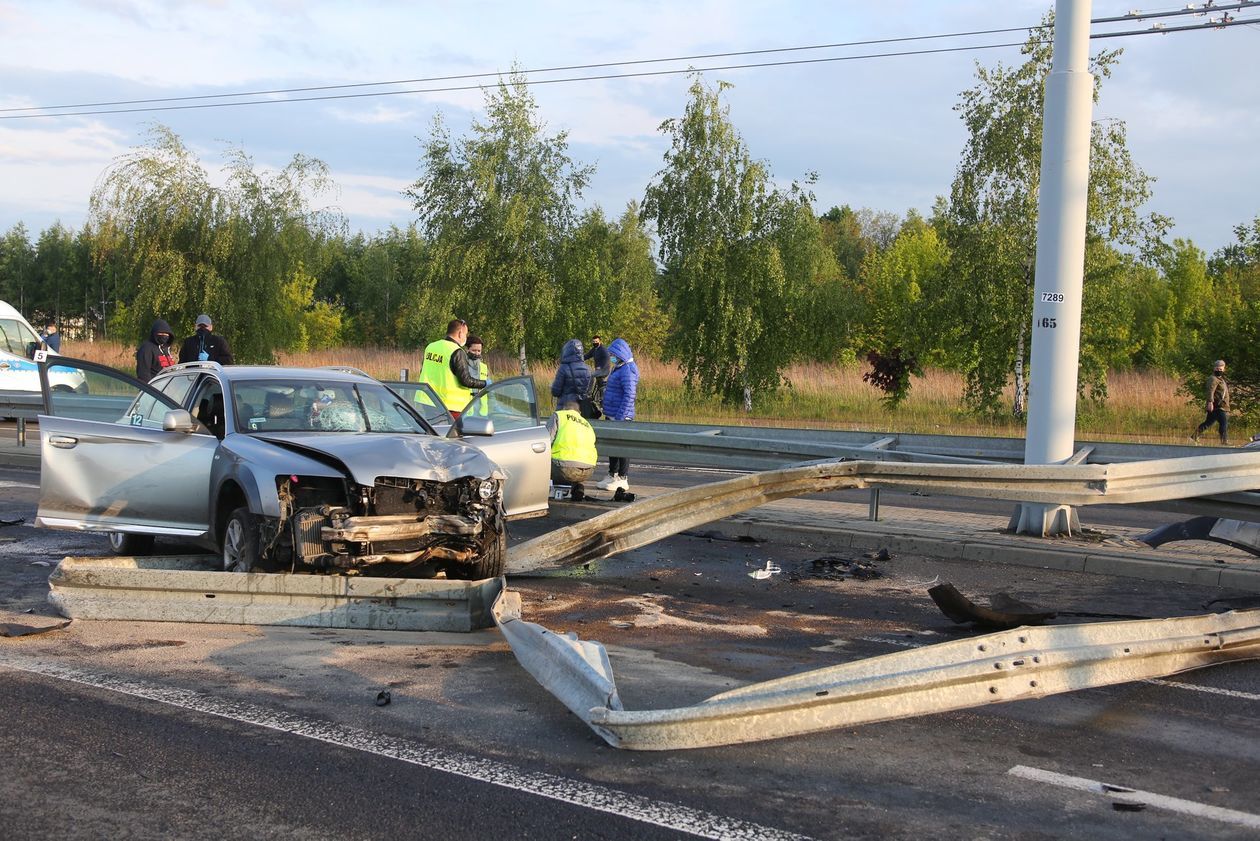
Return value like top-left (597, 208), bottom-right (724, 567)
top-left (531, 442), bottom-right (547, 453)
top-left (49, 435), bottom-right (78, 449)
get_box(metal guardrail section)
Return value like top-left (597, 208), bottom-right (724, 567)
top-left (48, 555), bottom-right (504, 631)
top-left (492, 590), bottom-right (1260, 750)
top-left (592, 419), bottom-right (1235, 467)
top-left (507, 454), bottom-right (1260, 573)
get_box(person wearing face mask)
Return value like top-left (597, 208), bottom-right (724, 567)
top-left (1192, 359), bottom-right (1231, 445)
top-left (466, 335), bottom-right (490, 386)
top-left (178, 313), bottom-right (234, 365)
top-left (135, 319), bottom-right (177, 383)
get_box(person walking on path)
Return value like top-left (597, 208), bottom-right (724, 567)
top-left (40, 320), bottom-right (61, 353)
top-left (178, 314), bottom-right (234, 365)
top-left (1192, 359), bottom-right (1231, 445)
top-left (596, 337), bottom-right (639, 493)
top-left (135, 319), bottom-right (177, 383)
top-left (548, 400), bottom-right (598, 500)
top-left (419, 318), bottom-right (487, 417)
top-left (551, 338), bottom-right (593, 409)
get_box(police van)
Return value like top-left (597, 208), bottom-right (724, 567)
top-left (0, 301), bottom-right (86, 393)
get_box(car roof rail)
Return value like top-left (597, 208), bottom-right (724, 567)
top-left (168, 361), bottom-right (224, 372)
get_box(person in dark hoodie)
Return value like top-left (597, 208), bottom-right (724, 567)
top-left (596, 337), bottom-right (639, 493)
top-left (136, 319), bottom-right (177, 383)
top-left (178, 313), bottom-right (234, 365)
top-left (550, 338), bottom-right (593, 408)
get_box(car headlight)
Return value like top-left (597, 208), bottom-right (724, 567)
top-left (478, 479), bottom-right (500, 500)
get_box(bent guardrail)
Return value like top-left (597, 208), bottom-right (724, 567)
top-left (508, 454), bottom-right (1260, 573)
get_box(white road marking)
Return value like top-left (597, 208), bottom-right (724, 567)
top-left (1143, 678), bottom-right (1260, 702)
top-left (1009, 765), bottom-right (1260, 830)
top-left (857, 637), bottom-right (1260, 702)
top-left (0, 480), bottom-right (39, 489)
top-left (0, 653), bottom-right (809, 841)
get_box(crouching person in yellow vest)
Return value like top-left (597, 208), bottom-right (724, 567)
top-left (419, 318), bottom-right (488, 418)
top-left (549, 400), bottom-right (598, 500)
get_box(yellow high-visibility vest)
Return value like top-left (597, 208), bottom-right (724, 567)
top-left (551, 409), bottom-right (597, 465)
top-left (420, 338), bottom-right (473, 411)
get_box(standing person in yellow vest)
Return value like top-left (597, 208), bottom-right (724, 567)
top-left (419, 318), bottom-right (488, 418)
top-left (548, 400), bottom-right (598, 500)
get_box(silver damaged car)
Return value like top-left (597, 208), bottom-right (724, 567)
top-left (35, 359), bottom-right (550, 579)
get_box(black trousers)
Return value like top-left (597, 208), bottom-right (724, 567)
top-left (609, 456), bottom-right (629, 478)
top-left (1196, 408), bottom-right (1228, 441)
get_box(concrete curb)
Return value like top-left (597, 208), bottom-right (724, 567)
top-left (546, 502), bottom-right (1260, 593)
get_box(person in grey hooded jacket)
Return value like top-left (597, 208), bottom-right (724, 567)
top-left (550, 338), bottom-right (593, 407)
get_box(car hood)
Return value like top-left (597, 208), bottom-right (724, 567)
top-left (251, 432), bottom-right (504, 486)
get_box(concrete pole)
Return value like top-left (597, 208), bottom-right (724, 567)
top-left (1012, 0), bottom-right (1094, 537)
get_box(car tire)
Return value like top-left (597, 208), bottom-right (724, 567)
top-left (448, 530), bottom-right (506, 581)
top-left (108, 531), bottom-right (155, 555)
top-left (222, 507), bottom-right (263, 573)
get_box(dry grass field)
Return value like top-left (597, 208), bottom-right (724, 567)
top-left (64, 340), bottom-right (1245, 444)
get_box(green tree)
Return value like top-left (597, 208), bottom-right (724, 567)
top-left (939, 16), bottom-right (1169, 416)
top-left (407, 70), bottom-right (594, 373)
top-left (855, 216), bottom-right (951, 406)
top-left (642, 75), bottom-right (813, 409)
top-left (89, 125), bottom-right (341, 362)
top-left (551, 203), bottom-right (667, 360)
top-left (0, 224), bottom-right (35, 313)
top-left (1174, 217), bottom-right (1260, 418)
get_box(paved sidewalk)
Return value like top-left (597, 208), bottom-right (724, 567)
top-left (6, 426), bottom-right (1259, 592)
top-left (555, 483), bottom-right (1260, 592)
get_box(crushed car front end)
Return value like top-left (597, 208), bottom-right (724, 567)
top-left (276, 471), bottom-right (505, 577)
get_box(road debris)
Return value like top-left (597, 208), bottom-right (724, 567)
top-left (375, 690), bottom-right (391, 707)
top-left (792, 556), bottom-right (883, 582)
top-left (929, 583), bottom-right (1147, 630)
top-left (749, 561), bottom-right (781, 580)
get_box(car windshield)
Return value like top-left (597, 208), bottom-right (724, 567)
top-left (0, 318), bottom-right (41, 356)
top-left (232, 379), bottom-right (432, 435)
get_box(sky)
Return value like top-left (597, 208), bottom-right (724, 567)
top-left (1, 0), bottom-right (1257, 254)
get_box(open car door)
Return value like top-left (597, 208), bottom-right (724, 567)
top-left (453, 376), bottom-right (549, 520)
top-left (386, 380), bottom-right (454, 431)
top-left (35, 358), bottom-right (218, 540)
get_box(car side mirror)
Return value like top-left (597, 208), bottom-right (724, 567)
top-left (162, 408), bottom-right (199, 434)
top-left (455, 415), bottom-right (494, 437)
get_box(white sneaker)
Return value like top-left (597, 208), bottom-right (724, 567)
top-left (608, 474), bottom-right (629, 492)
top-left (595, 473), bottom-right (618, 490)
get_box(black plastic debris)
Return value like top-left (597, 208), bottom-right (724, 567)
top-left (375, 690), bottom-right (391, 707)
top-left (1, 620), bottom-right (71, 637)
top-left (929, 583), bottom-right (1148, 630)
top-left (791, 556), bottom-right (884, 582)
top-left (863, 548), bottom-right (894, 561)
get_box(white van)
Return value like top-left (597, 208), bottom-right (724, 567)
top-left (0, 301), bottom-right (86, 393)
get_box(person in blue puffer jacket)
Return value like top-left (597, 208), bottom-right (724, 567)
top-left (596, 337), bottom-right (639, 492)
top-left (550, 338), bottom-right (593, 408)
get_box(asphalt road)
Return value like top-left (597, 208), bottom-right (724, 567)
top-left (3, 466), bottom-right (1260, 839)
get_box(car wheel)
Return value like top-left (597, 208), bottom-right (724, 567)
top-left (448, 530), bottom-right (506, 581)
top-left (222, 507), bottom-right (263, 572)
top-left (108, 531), bottom-right (155, 555)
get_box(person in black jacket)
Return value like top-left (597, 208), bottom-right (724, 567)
top-left (178, 313), bottom-right (234, 365)
top-left (136, 319), bottom-right (177, 383)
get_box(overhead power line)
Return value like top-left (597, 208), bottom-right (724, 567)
top-left (0, 25), bottom-right (1043, 115)
top-left (0, 7), bottom-right (1254, 121)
